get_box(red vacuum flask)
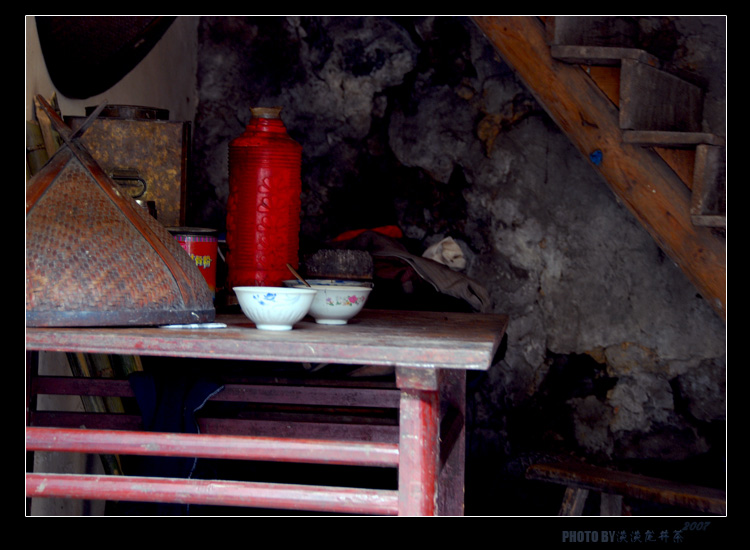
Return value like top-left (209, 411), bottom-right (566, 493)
top-left (226, 107), bottom-right (303, 289)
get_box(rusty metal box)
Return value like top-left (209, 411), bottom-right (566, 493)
top-left (66, 105), bottom-right (190, 227)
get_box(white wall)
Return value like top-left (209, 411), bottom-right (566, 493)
top-left (25, 16), bottom-right (200, 122)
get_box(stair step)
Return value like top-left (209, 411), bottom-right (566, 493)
top-left (552, 47), bottom-right (707, 136)
top-left (691, 144), bottom-right (726, 228)
top-left (551, 44), bottom-right (659, 67)
top-left (548, 15), bottom-right (642, 50)
top-left (623, 131), bottom-right (724, 147)
top-left (620, 59), bottom-right (704, 133)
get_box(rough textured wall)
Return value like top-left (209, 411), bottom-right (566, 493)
top-left (190, 16), bottom-right (725, 513)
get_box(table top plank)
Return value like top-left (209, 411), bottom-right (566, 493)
top-left (26, 309), bottom-right (508, 370)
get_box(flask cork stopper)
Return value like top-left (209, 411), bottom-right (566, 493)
top-left (251, 107), bottom-right (282, 119)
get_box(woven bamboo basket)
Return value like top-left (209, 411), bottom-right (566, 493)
top-left (26, 97), bottom-right (215, 327)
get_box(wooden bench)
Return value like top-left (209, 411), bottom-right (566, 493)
top-left (526, 461), bottom-right (726, 516)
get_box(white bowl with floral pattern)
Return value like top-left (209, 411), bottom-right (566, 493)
top-left (234, 286), bottom-right (317, 330)
top-left (283, 279), bottom-right (373, 325)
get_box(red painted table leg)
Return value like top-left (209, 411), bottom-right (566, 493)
top-left (396, 368), bottom-right (440, 515)
top-left (396, 367), bottom-right (468, 516)
top-left (398, 387), bottom-right (439, 515)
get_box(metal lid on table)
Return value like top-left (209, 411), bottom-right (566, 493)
top-left (167, 227), bottom-right (218, 237)
top-left (84, 104), bottom-right (170, 120)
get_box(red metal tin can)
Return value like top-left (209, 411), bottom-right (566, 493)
top-left (227, 107), bottom-right (303, 288)
top-left (168, 227), bottom-right (218, 297)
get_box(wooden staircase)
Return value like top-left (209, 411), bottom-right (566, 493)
top-left (473, 16), bottom-right (726, 321)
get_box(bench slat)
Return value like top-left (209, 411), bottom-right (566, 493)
top-left (527, 462), bottom-right (725, 515)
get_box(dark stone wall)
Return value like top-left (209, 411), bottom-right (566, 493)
top-left (189, 16), bottom-right (725, 514)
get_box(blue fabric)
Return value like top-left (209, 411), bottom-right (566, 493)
top-left (120, 369), bottom-right (223, 515)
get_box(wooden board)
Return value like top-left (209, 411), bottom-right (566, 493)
top-left (527, 461), bottom-right (726, 515)
top-left (620, 59), bottom-right (704, 132)
top-left (26, 309), bottom-right (509, 371)
top-left (691, 144), bottom-right (726, 227)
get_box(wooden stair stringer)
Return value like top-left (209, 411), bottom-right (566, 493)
top-left (472, 16), bottom-right (725, 321)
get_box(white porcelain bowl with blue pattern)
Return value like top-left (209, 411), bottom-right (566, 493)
top-left (234, 286), bottom-right (317, 331)
top-left (282, 279), bottom-right (373, 325)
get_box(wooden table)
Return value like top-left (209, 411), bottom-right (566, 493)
top-left (26, 309), bottom-right (508, 516)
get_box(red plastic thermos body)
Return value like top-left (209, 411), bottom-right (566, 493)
top-left (227, 107), bottom-right (303, 289)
